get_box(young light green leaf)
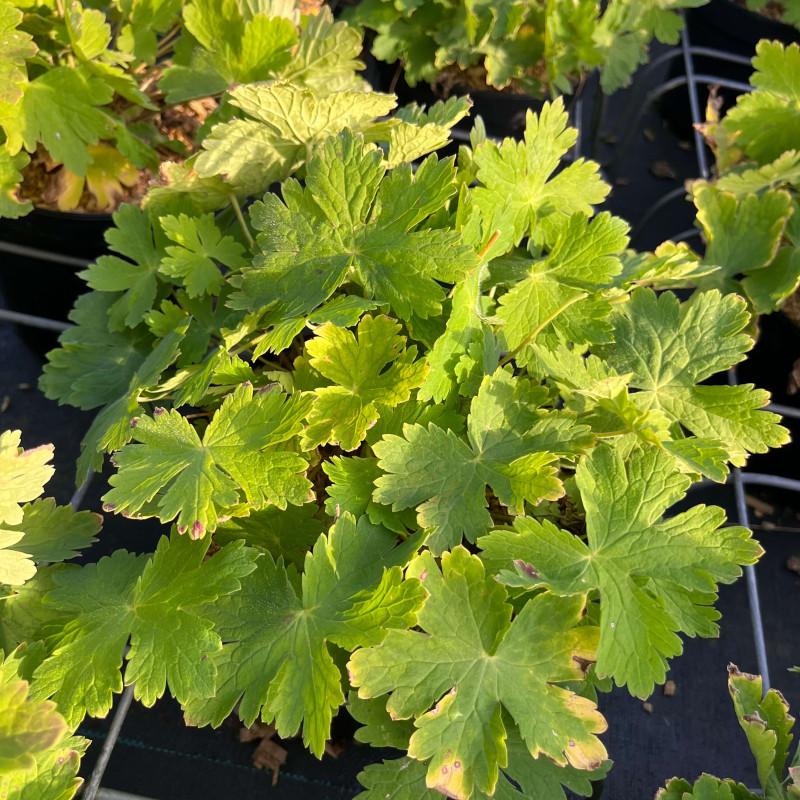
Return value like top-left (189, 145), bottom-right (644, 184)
top-left (479, 444), bottom-right (762, 698)
top-left (103, 383), bottom-right (313, 535)
top-left (595, 289), bottom-right (788, 466)
top-left (472, 98), bottom-right (609, 252)
top-left (302, 315), bottom-right (428, 451)
top-left (497, 211), bottom-right (629, 358)
top-left (183, 513), bottom-right (425, 757)
top-left (195, 84), bottom-right (396, 194)
top-left (0, 531), bottom-right (34, 588)
top-left (32, 534), bottom-right (256, 727)
top-left (0, 431), bottom-right (53, 528)
top-left (0, 1), bottom-right (34, 104)
top-left (723, 41), bottom-right (800, 165)
top-left (160, 0), bottom-right (298, 102)
top-left (3, 499), bottom-right (100, 566)
top-left (0, 674), bottom-right (66, 774)
top-left (159, 212), bottom-right (247, 297)
top-left (277, 7), bottom-right (365, 94)
top-left (374, 368), bottom-right (591, 554)
top-left (349, 547), bottom-right (607, 800)
top-left (232, 130), bottom-right (475, 321)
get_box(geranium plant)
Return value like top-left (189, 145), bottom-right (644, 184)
top-left (668, 40), bottom-right (800, 315)
top-left (656, 665), bottom-right (800, 800)
top-left (2, 92), bottom-right (788, 799)
top-left (0, 0), bottom-right (367, 216)
top-left (346, 0), bottom-right (706, 96)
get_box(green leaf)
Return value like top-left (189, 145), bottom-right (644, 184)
top-left (213, 503), bottom-right (323, 569)
top-left (194, 84), bottom-right (396, 194)
top-left (159, 212), bottom-right (247, 298)
top-left (742, 246), bottom-right (800, 315)
top-left (595, 289), bottom-right (788, 466)
top-left (374, 368), bottom-right (590, 554)
top-left (103, 383), bottom-right (313, 535)
top-left (728, 664), bottom-right (795, 798)
top-left (183, 513), bottom-right (426, 757)
top-left (0, 67), bottom-right (114, 176)
top-left (723, 41), bottom-right (800, 165)
top-left (349, 547), bottom-right (607, 799)
top-left (66, 4), bottom-right (112, 62)
top-left (80, 205), bottom-right (168, 330)
top-left (0, 148), bottom-right (31, 219)
top-left (715, 150), bottom-right (800, 196)
top-left (356, 735), bottom-right (609, 800)
top-left (533, 343), bottom-right (732, 483)
top-left (74, 324), bottom-right (186, 484)
top-left (348, 691), bottom-right (416, 749)
top-left (0, 431), bottom-right (53, 528)
top-left (39, 292), bottom-right (156, 411)
top-left (302, 315), bottom-right (428, 451)
top-left (0, 1), bottom-right (34, 104)
top-left (419, 259), bottom-right (498, 403)
top-left (233, 131), bottom-right (475, 321)
top-left (160, 0), bottom-right (298, 102)
top-left (472, 98), bottom-right (609, 253)
top-left (497, 211), bottom-right (629, 357)
top-left (656, 774), bottom-right (759, 800)
top-left (323, 455), bottom-right (415, 534)
top-left (32, 534), bottom-right (256, 727)
top-left (479, 444), bottom-right (762, 698)
top-left (691, 182), bottom-right (792, 296)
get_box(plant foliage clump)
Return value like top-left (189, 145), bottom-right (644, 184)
top-left (347, 0), bottom-right (705, 96)
top-left (6, 88), bottom-right (788, 799)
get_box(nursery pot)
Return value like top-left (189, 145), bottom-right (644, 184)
top-left (659, 0), bottom-right (800, 136)
top-left (366, 57), bottom-right (547, 141)
top-left (0, 208), bottom-right (112, 356)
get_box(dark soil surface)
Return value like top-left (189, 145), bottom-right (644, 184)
top-left (1, 31), bottom-right (798, 800)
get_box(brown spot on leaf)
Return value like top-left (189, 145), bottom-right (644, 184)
top-left (103, 503), bottom-right (116, 512)
top-left (154, 407), bottom-right (166, 417)
top-left (191, 521), bottom-right (204, 539)
top-left (572, 655), bottom-right (593, 676)
top-left (513, 559), bottom-right (539, 579)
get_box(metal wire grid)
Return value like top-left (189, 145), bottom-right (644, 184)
top-left (1, 19), bottom-right (798, 799)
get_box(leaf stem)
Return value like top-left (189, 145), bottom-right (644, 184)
top-left (499, 292), bottom-right (588, 367)
top-left (230, 194), bottom-right (255, 249)
top-left (478, 230), bottom-right (501, 260)
top-left (155, 24), bottom-right (181, 57)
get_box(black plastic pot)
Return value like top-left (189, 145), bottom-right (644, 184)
top-left (659, 0), bottom-right (800, 136)
top-left (366, 57), bottom-right (548, 140)
top-left (0, 208), bottom-right (112, 356)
